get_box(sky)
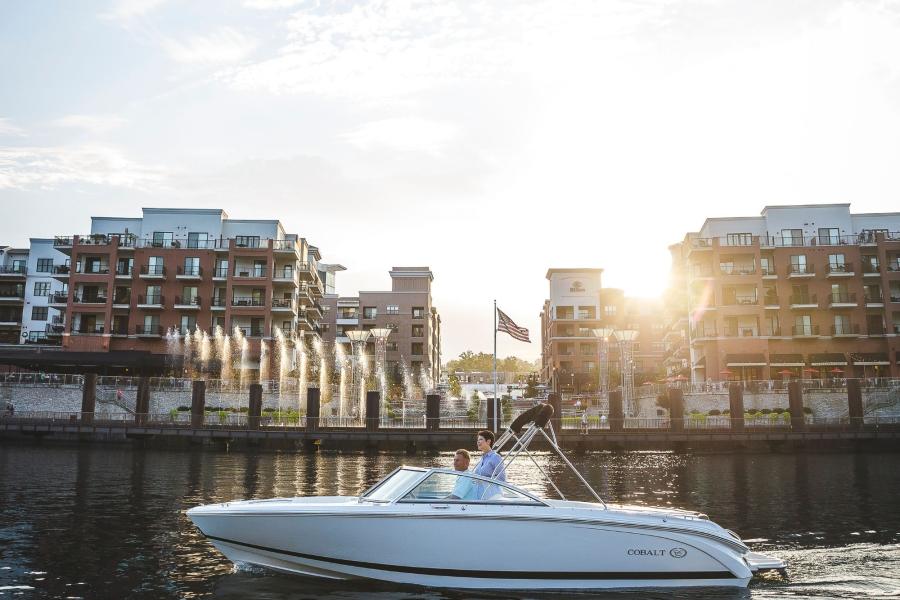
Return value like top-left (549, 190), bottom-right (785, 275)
top-left (2, 0), bottom-right (900, 362)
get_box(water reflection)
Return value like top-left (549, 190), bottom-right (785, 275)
top-left (0, 445), bottom-right (898, 599)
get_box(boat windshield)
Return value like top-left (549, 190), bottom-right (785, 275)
top-left (361, 468), bottom-right (425, 502)
top-left (399, 471), bottom-right (543, 505)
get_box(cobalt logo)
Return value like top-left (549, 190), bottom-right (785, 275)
top-left (669, 548), bottom-right (688, 559)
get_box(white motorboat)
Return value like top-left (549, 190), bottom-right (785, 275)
top-left (187, 404), bottom-right (785, 590)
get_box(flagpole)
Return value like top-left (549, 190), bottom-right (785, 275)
top-left (493, 299), bottom-right (498, 433)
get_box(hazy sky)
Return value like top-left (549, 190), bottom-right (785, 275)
top-left (2, 0), bottom-right (900, 361)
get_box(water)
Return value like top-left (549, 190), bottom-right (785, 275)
top-left (1, 445), bottom-right (899, 599)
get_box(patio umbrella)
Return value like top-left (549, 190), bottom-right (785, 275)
top-left (802, 367), bottom-right (819, 376)
top-left (777, 369), bottom-right (793, 375)
top-left (830, 367), bottom-right (844, 374)
top-left (675, 375), bottom-right (688, 381)
top-left (720, 369), bottom-right (733, 375)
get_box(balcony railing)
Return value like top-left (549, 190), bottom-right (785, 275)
top-left (135, 325), bottom-right (163, 336)
top-left (761, 266), bottom-right (777, 276)
top-left (763, 295), bottom-right (779, 305)
top-left (73, 325), bottom-right (105, 335)
top-left (49, 292), bottom-right (68, 304)
top-left (789, 293), bottom-right (817, 305)
top-left (690, 327), bottom-right (717, 338)
top-left (722, 295), bottom-right (757, 306)
top-left (112, 295), bottom-right (131, 305)
top-left (787, 264), bottom-right (815, 276)
top-left (791, 325), bottom-right (819, 336)
top-left (724, 328), bottom-right (758, 337)
top-left (140, 265), bottom-right (166, 276)
top-left (232, 327), bottom-right (265, 337)
top-left (0, 265), bottom-right (26, 275)
top-left (0, 290), bottom-right (25, 299)
top-left (73, 294), bottom-right (108, 304)
top-left (52, 265), bottom-right (70, 275)
top-left (177, 266), bottom-right (202, 277)
top-left (53, 236), bottom-right (73, 247)
top-left (110, 325), bottom-right (129, 335)
top-left (868, 324), bottom-right (887, 336)
top-left (271, 298), bottom-right (295, 309)
top-left (174, 296), bottom-right (202, 307)
top-left (45, 323), bottom-right (65, 334)
top-left (888, 261), bottom-right (900, 272)
top-left (137, 295), bottom-right (164, 306)
top-left (115, 266), bottom-right (133, 276)
top-left (272, 240), bottom-right (297, 251)
top-left (234, 268), bottom-right (266, 278)
top-left (232, 297), bottom-right (264, 307)
top-left (76, 264), bottom-right (110, 274)
top-left (829, 292), bottom-right (856, 305)
top-left (861, 262), bottom-right (880, 274)
top-left (826, 262), bottom-right (853, 274)
top-left (213, 267), bottom-right (229, 278)
top-left (864, 293), bottom-right (884, 304)
top-left (719, 265), bottom-right (756, 275)
top-left (831, 323), bottom-right (860, 335)
top-left (211, 297), bottom-right (226, 307)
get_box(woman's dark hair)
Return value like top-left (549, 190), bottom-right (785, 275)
top-left (477, 429), bottom-right (495, 447)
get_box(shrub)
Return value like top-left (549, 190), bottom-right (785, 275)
top-left (177, 405), bottom-right (190, 411)
top-left (760, 408), bottom-right (772, 415)
top-left (803, 406), bottom-right (813, 415)
top-left (708, 409), bottom-right (721, 416)
top-left (722, 409), bottom-right (730, 415)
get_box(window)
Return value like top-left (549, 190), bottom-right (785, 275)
top-left (180, 315), bottom-right (196, 334)
top-left (782, 229), bottom-right (804, 246)
top-left (411, 342), bottom-right (424, 355)
top-left (580, 343), bottom-right (594, 356)
top-left (583, 361), bottom-right (596, 371)
top-left (151, 231), bottom-right (174, 247)
top-left (789, 255), bottom-right (807, 274)
top-left (828, 254), bottom-right (846, 272)
top-left (818, 228), bottom-right (840, 245)
top-left (412, 307), bottom-right (425, 319)
top-left (181, 286), bottom-right (199, 304)
top-left (143, 315), bottom-right (160, 330)
top-left (116, 257), bottom-right (133, 275)
top-left (187, 232), bottom-right (208, 249)
top-left (386, 305), bottom-right (400, 315)
top-left (794, 315), bottom-right (812, 335)
top-left (234, 235), bottom-right (260, 248)
top-left (387, 323), bottom-right (398, 332)
top-left (603, 305), bottom-right (617, 316)
top-left (726, 233), bottom-right (752, 246)
top-left (412, 324), bottom-right (424, 337)
top-left (577, 306), bottom-right (596, 319)
top-left (31, 306), bottom-right (48, 321)
top-left (363, 306), bottom-right (377, 319)
top-left (148, 256), bottom-right (164, 274)
top-left (833, 314), bottom-right (850, 334)
top-left (145, 285), bottom-right (161, 303)
top-left (386, 341), bottom-right (399, 352)
top-left (183, 257), bottom-right (200, 276)
top-left (760, 256), bottom-right (774, 276)
top-left (33, 282), bottom-right (50, 296)
top-left (652, 341), bottom-right (666, 352)
top-left (36, 258), bottom-right (53, 272)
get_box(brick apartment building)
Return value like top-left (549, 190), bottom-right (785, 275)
top-left (668, 204), bottom-right (900, 381)
top-left (320, 267), bottom-right (442, 387)
top-left (539, 268), bottom-right (666, 394)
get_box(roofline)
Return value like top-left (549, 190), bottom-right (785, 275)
top-left (545, 268), bottom-right (603, 279)
top-left (143, 207), bottom-right (229, 218)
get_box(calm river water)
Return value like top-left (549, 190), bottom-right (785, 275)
top-left (1, 443), bottom-right (899, 599)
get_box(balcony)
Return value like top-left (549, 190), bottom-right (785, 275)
top-left (690, 327), bottom-right (717, 340)
top-left (831, 323), bottom-right (860, 337)
top-left (53, 236), bottom-right (74, 249)
top-left (231, 297), bottom-right (264, 307)
top-left (826, 262), bottom-right (854, 277)
top-left (73, 325), bottom-right (105, 335)
top-left (296, 262), bottom-right (318, 281)
top-left (828, 292), bottom-right (857, 308)
top-left (688, 238), bottom-right (713, 253)
top-left (868, 324), bottom-right (887, 336)
top-left (135, 325), bottom-right (163, 337)
top-left (763, 295), bottom-right (780, 308)
top-left (176, 266), bottom-right (203, 280)
top-left (73, 294), bottom-right (108, 305)
top-left (233, 327), bottom-right (265, 338)
top-left (112, 295), bottom-right (131, 307)
top-left (765, 327), bottom-right (784, 336)
top-left (0, 289), bottom-right (24, 302)
top-left (791, 325), bottom-right (820, 337)
top-left (271, 298), bottom-right (296, 311)
top-left (137, 295), bottom-right (164, 308)
top-left (210, 297), bottom-right (227, 310)
top-left (724, 328), bottom-right (758, 338)
top-left (49, 292), bottom-right (69, 306)
top-left (787, 264), bottom-right (815, 278)
top-left (862, 262), bottom-right (880, 277)
top-left (789, 294), bottom-right (818, 309)
top-left (722, 295), bottom-right (758, 306)
top-left (273, 239), bottom-right (298, 253)
top-left (51, 265), bottom-right (70, 279)
top-left (139, 265), bottom-right (166, 279)
top-left (761, 266), bottom-right (778, 278)
top-left (76, 263), bottom-right (110, 275)
top-left (174, 296), bottom-right (202, 309)
top-left (45, 322), bottom-right (65, 335)
top-left (211, 266), bottom-right (228, 279)
top-left (233, 268), bottom-right (267, 279)
top-left (719, 265), bottom-right (756, 276)
top-left (888, 261), bottom-right (900, 273)
top-left (689, 265), bottom-right (714, 280)
top-left (0, 265), bottom-right (26, 277)
top-left (115, 266), bottom-right (133, 278)
top-left (891, 294), bottom-right (900, 304)
top-left (864, 293), bottom-right (884, 307)
top-left (273, 269), bottom-right (298, 284)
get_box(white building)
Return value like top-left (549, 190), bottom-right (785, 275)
top-left (21, 238), bottom-right (68, 345)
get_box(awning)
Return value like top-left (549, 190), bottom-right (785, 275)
top-left (725, 353), bottom-right (766, 367)
top-left (769, 353), bottom-right (805, 367)
top-left (851, 352), bottom-right (890, 366)
top-left (810, 352), bottom-right (847, 366)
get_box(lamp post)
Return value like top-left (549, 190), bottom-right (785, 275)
top-left (346, 329), bottom-right (370, 421)
top-left (369, 327), bottom-right (392, 404)
top-left (616, 329), bottom-right (639, 417)
top-left (592, 327), bottom-right (615, 399)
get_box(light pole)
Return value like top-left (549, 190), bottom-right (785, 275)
top-left (346, 329), bottom-right (370, 421)
top-left (369, 327), bottom-right (392, 405)
top-left (616, 329), bottom-right (639, 417)
top-left (592, 327), bottom-right (615, 399)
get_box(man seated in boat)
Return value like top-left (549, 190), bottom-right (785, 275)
top-left (472, 430), bottom-right (506, 499)
top-left (447, 449), bottom-right (474, 499)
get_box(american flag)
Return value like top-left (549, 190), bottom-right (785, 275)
top-left (497, 308), bottom-right (531, 343)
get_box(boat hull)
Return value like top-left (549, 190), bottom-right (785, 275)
top-left (188, 499), bottom-right (755, 590)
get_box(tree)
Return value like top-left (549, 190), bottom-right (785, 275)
top-left (445, 351), bottom-right (536, 374)
top-left (523, 373), bottom-right (539, 398)
top-left (448, 374), bottom-right (462, 398)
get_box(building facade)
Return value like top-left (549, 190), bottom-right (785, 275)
top-left (539, 268), bottom-right (667, 394)
top-left (320, 267), bottom-right (442, 387)
top-left (671, 204), bottom-right (900, 381)
top-left (0, 245), bottom-right (28, 344)
top-left (45, 207), bottom-right (325, 372)
top-left (22, 239), bottom-right (68, 345)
